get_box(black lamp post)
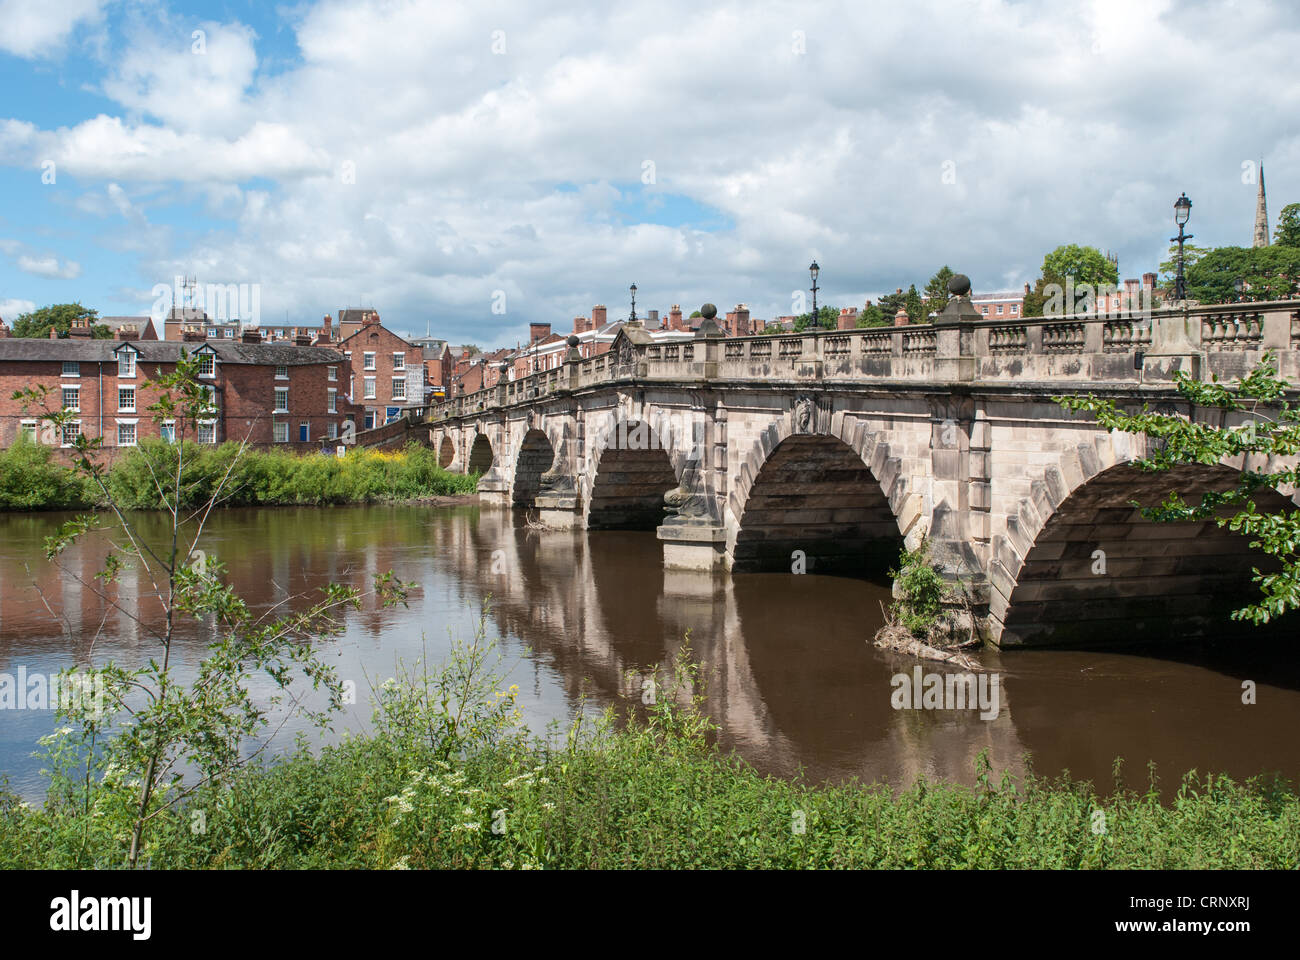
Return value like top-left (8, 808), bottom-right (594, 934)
top-left (629, 283), bottom-right (638, 324)
top-left (1172, 193), bottom-right (1193, 302)
top-left (809, 261), bottom-right (820, 323)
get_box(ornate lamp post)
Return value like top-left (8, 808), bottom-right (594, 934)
top-left (629, 283), bottom-right (638, 324)
top-left (1172, 193), bottom-right (1193, 302)
top-left (809, 261), bottom-right (820, 324)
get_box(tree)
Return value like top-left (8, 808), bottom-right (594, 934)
top-left (792, 305), bottom-right (839, 332)
top-left (11, 303), bottom-right (112, 339)
top-left (14, 358), bottom-right (411, 867)
top-left (1157, 243), bottom-right (1210, 298)
top-left (689, 310), bottom-right (703, 319)
top-left (856, 304), bottom-right (890, 328)
top-left (1158, 245), bottom-right (1300, 303)
top-left (1058, 352), bottom-right (1300, 624)
top-left (1041, 244), bottom-right (1119, 288)
top-left (923, 266), bottom-right (954, 314)
top-left (877, 289), bottom-right (908, 322)
top-left (1022, 245), bottom-right (1119, 317)
top-left (904, 284), bottom-right (925, 323)
top-left (1274, 203), bottom-right (1300, 248)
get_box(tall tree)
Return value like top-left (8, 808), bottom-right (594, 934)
top-left (11, 303), bottom-right (111, 339)
top-left (877, 289), bottom-right (907, 322)
top-left (923, 266), bottom-right (954, 314)
top-left (904, 284), bottom-right (925, 323)
top-left (1274, 203), bottom-right (1300, 248)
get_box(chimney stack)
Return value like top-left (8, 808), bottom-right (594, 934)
top-left (669, 304), bottom-right (683, 331)
top-left (529, 322), bottom-right (551, 344)
top-left (116, 325), bottom-right (140, 341)
top-left (837, 307), bottom-right (858, 331)
top-left (894, 307), bottom-right (910, 327)
top-left (0, 317), bottom-right (8, 338)
top-left (591, 305), bottom-right (607, 329)
top-left (240, 329), bottom-right (262, 344)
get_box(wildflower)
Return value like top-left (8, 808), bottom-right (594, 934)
top-left (391, 857), bottom-right (411, 870)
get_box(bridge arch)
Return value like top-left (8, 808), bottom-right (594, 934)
top-left (438, 435), bottom-right (456, 469)
top-left (729, 416), bottom-right (906, 577)
top-left (512, 428), bottom-right (555, 507)
top-left (585, 418), bottom-right (680, 530)
top-left (468, 433), bottom-right (494, 473)
top-left (990, 439), bottom-right (1295, 646)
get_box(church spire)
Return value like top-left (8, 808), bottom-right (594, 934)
top-left (1253, 161), bottom-right (1270, 247)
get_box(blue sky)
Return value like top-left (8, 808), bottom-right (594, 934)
top-left (0, 0), bottom-right (1296, 344)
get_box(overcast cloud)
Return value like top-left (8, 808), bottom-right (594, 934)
top-left (0, 0), bottom-right (1296, 343)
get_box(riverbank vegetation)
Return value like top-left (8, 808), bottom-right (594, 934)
top-left (0, 436), bottom-right (478, 510)
top-left (2, 636), bottom-right (1297, 870)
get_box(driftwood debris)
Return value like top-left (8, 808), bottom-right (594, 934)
top-left (872, 600), bottom-right (984, 670)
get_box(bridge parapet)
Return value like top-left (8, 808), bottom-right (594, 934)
top-left (434, 299), bottom-right (1300, 419)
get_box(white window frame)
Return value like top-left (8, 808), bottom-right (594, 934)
top-left (273, 421), bottom-right (289, 443)
top-left (19, 419), bottom-right (37, 443)
top-left (117, 350), bottom-right (136, 379)
top-left (197, 353), bottom-right (216, 378)
top-left (392, 352), bottom-right (405, 371)
top-left (275, 365), bottom-right (289, 380)
top-left (116, 419), bottom-right (138, 447)
top-left (363, 352), bottom-right (375, 371)
top-left (160, 420), bottom-right (176, 444)
top-left (118, 386), bottom-right (136, 413)
top-left (391, 377), bottom-right (406, 400)
top-left (60, 420), bottom-right (82, 448)
top-left (197, 423), bottom-right (216, 445)
top-left (327, 365), bottom-right (338, 381)
top-left (274, 387), bottom-right (289, 413)
top-left (363, 376), bottom-right (376, 399)
top-left (62, 386), bottom-right (80, 412)
top-left (327, 388), bottom-right (337, 413)
top-left (61, 361), bottom-right (80, 378)
top-left (328, 422), bottom-right (338, 440)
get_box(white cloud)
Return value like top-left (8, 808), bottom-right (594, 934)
top-left (1, 0), bottom-right (1298, 340)
top-left (0, 0), bottom-right (106, 58)
top-left (17, 255), bottom-right (81, 279)
top-left (0, 298), bottom-right (37, 319)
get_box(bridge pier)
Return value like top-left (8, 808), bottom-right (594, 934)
top-left (657, 522), bottom-right (727, 570)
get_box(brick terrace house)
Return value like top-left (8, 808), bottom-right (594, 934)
top-left (0, 335), bottom-right (345, 450)
top-left (336, 312), bottom-right (424, 429)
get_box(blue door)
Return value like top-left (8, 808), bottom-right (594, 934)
top-left (299, 423), bottom-right (309, 442)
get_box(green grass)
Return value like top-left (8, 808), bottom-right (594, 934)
top-left (0, 438), bottom-right (478, 511)
top-left (3, 699), bottom-right (1296, 870)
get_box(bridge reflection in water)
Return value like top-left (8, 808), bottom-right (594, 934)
top-left (1, 504), bottom-right (1297, 801)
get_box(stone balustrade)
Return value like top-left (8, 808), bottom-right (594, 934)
top-left (433, 299), bottom-right (1300, 420)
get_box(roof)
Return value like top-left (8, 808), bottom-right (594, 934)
top-left (0, 338), bottom-right (342, 365)
top-left (971, 292), bottom-right (1024, 302)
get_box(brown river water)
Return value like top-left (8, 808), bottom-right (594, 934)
top-left (1, 503), bottom-right (1297, 802)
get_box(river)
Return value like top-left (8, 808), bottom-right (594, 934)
top-left (1, 503), bottom-right (1297, 802)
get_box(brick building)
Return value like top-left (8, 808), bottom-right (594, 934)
top-left (336, 312), bottom-right (424, 430)
top-left (0, 336), bottom-right (345, 449)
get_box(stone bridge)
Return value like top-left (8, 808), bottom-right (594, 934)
top-left (430, 283), bottom-right (1300, 647)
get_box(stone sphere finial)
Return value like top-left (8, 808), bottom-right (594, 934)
top-left (700, 303), bottom-right (717, 319)
top-left (947, 274), bottom-right (971, 297)
top-left (566, 334), bottom-right (579, 347)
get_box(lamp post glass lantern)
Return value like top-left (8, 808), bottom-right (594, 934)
top-left (1171, 193), bottom-right (1194, 302)
top-left (629, 283), bottom-right (637, 323)
top-left (809, 261), bottom-right (820, 326)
